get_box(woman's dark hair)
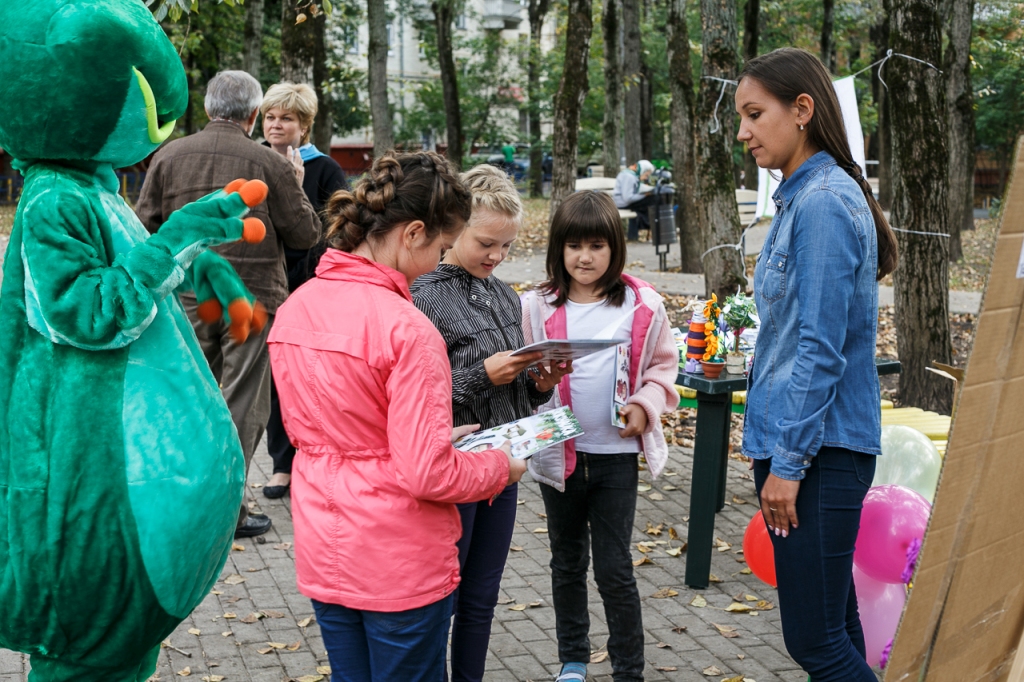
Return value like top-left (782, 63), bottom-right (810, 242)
top-left (325, 151), bottom-right (472, 252)
top-left (739, 48), bottom-right (899, 280)
top-left (543, 191), bottom-right (627, 307)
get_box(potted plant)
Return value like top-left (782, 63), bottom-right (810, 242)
top-left (700, 294), bottom-right (727, 379)
top-left (722, 292), bottom-right (757, 374)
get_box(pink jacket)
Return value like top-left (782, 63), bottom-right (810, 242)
top-left (268, 249), bottom-right (510, 612)
top-left (521, 274), bottom-right (679, 491)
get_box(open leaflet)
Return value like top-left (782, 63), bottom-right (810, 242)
top-left (453, 407), bottom-right (584, 460)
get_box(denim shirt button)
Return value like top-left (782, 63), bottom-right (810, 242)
top-left (803, 459), bottom-right (810, 465)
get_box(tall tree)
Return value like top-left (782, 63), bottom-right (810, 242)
top-left (367, 0), bottom-right (394, 155)
top-left (870, 16), bottom-right (893, 209)
top-left (668, 0), bottom-right (702, 272)
top-left (622, 0), bottom-right (642, 164)
top-left (549, 0), bottom-right (593, 217)
top-left (944, 0), bottom-right (975, 263)
top-left (890, 0), bottom-right (953, 413)
top-left (694, 0), bottom-right (745, 298)
top-left (820, 0), bottom-right (836, 72)
top-left (602, 0), bottom-right (623, 176)
top-left (432, 0), bottom-right (464, 166)
top-left (528, 0), bottom-right (552, 196)
top-left (243, 0), bottom-right (265, 80)
top-left (281, 2), bottom-right (317, 83)
top-left (741, 0), bottom-right (759, 190)
top-left (313, 12), bottom-right (333, 152)
top-left (640, 62), bottom-right (654, 159)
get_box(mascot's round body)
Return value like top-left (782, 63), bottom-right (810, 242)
top-left (0, 2), bottom-right (262, 679)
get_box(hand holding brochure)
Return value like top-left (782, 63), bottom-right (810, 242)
top-left (453, 407), bottom-right (584, 460)
top-left (510, 339), bottom-right (625, 364)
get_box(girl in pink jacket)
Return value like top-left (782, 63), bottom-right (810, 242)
top-left (268, 151), bottom-right (526, 682)
top-left (520, 191), bottom-right (679, 682)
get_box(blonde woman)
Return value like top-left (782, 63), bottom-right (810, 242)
top-left (412, 164), bottom-right (571, 682)
top-left (260, 82), bottom-right (348, 499)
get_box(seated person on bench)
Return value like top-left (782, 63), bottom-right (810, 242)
top-left (613, 159), bottom-right (657, 241)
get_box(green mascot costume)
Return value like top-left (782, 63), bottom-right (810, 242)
top-left (0, 1), bottom-right (274, 680)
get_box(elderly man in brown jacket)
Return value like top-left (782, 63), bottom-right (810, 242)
top-left (136, 70), bottom-right (320, 539)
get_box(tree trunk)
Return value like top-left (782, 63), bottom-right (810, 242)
top-left (694, 0), bottom-right (745, 298)
top-left (549, 0), bottom-right (592, 218)
top-left (944, 0), bottom-right (975, 263)
top-left (602, 0), bottom-right (622, 176)
top-left (367, 0), bottom-right (393, 156)
top-left (890, 0), bottom-right (953, 414)
top-left (281, 2), bottom-right (317, 84)
top-left (668, 0), bottom-right (702, 273)
top-left (528, 0), bottom-right (552, 197)
top-left (313, 13), bottom-right (333, 154)
top-left (622, 0), bottom-right (642, 164)
top-left (742, 0), bottom-right (759, 190)
top-left (433, 0), bottom-right (464, 167)
top-left (821, 0), bottom-right (836, 72)
top-left (871, 16), bottom-right (893, 209)
top-left (243, 0), bottom-right (264, 80)
top-left (640, 62), bottom-right (654, 160)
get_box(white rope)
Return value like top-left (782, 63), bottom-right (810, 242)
top-left (850, 49), bottom-right (942, 90)
top-left (892, 227), bottom-right (951, 237)
top-left (702, 76), bottom-right (738, 134)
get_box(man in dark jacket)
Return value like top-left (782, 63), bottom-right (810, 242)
top-left (136, 70), bottom-right (321, 538)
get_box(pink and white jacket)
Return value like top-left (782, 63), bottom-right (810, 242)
top-left (521, 274), bottom-right (680, 491)
top-left (268, 249), bottom-right (509, 612)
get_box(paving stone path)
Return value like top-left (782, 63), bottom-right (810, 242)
top-left (1, 437), bottom-right (830, 682)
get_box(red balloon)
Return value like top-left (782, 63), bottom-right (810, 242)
top-left (743, 511), bottom-right (777, 588)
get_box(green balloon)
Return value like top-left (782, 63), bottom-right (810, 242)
top-left (874, 425), bottom-right (943, 502)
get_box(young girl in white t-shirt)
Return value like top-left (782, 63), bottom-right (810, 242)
top-left (521, 191), bottom-right (679, 682)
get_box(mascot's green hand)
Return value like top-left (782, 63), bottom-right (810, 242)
top-left (145, 178), bottom-right (268, 268)
top-left (185, 250), bottom-right (267, 344)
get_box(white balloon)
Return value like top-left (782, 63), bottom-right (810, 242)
top-left (874, 425), bottom-right (943, 503)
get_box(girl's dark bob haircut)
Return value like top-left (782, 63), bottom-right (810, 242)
top-left (542, 191), bottom-right (627, 307)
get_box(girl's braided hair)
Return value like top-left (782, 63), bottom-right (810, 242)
top-left (325, 151), bottom-right (473, 252)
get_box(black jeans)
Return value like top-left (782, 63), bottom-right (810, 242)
top-left (753, 446), bottom-right (877, 682)
top-left (266, 374), bottom-right (295, 476)
top-left (541, 452), bottom-right (644, 682)
top-left (625, 195), bottom-right (659, 240)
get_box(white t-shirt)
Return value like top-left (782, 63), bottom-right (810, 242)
top-left (565, 289), bottom-right (639, 454)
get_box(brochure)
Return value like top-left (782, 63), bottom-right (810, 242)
top-left (453, 407), bottom-right (585, 460)
top-left (510, 339), bottom-right (626, 364)
top-left (612, 344), bottom-right (630, 428)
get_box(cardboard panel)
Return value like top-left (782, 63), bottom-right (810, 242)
top-left (885, 136), bottom-right (1024, 682)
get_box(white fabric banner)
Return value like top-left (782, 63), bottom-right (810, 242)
top-left (755, 76), bottom-right (866, 219)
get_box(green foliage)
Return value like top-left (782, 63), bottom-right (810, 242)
top-left (972, 2), bottom-right (1024, 177)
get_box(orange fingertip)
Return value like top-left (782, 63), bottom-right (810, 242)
top-left (228, 299), bottom-right (253, 344)
top-left (239, 179), bottom-right (269, 208)
top-left (251, 301), bottom-right (268, 334)
top-left (224, 178), bottom-right (247, 195)
top-left (196, 300), bottom-right (223, 324)
top-left (242, 217), bottom-right (266, 244)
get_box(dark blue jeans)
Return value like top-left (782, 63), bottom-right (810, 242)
top-left (266, 374), bottom-right (295, 475)
top-left (753, 446), bottom-right (877, 682)
top-left (541, 452), bottom-right (644, 682)
top-left (448, 483), bottom-right (519, 682)
top-left (313, 594), bottom-right (455, 682)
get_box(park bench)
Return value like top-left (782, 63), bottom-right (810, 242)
top-left (573, 176), bottom-right (636, 220)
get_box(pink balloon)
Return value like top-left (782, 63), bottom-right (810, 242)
top-left (854, 566), bottom-right (906, 668)
top-left (854, 485), bottom-right (931, 584)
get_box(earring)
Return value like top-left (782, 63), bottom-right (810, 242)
top-left (799, 124), bottom-right (805, 131)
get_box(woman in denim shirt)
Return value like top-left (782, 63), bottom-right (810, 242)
top-left (735, 48), bottom-right (899, 681)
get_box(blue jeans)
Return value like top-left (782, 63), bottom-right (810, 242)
top-left (541, 452), bottom-right (644, 682)
top-left (448, 484), bottom-right (519, 682)
top-left (753, 446), bottom-right (877, 681)
top-left (313, 594), bottom-right (455, 682)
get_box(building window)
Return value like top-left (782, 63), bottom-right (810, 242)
top-left (455, 14), bottom-right (467, 29)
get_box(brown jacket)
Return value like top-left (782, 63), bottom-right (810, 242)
top-left (136, 121), bottom-right (321, 313)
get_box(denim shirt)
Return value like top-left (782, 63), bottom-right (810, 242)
top-left (743, 151), bottom-right (882, 481)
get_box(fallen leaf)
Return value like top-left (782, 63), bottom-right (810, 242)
top-left (509, 604), bottom-right (527, 611)
top-left (722, 676), bottom-right (745, 682)
top-left (187, 628), bottom-right (201, 636)
top-left (702, 666), bottom-right (723, 676)
top-left (662, 485), bottom-right (678, 491)
top-left (231, 543), bottom-right (245, 552)
top-left (664, 470), bottom-right (679, 477)
top-left (317, 668), bottom-right (332, 676)
top-left (297, 616), bottom-right (315, 628)
top-left (532, 527), bottom-right (548, 534)
top-left (222, 613), bottom-right (237, 620)
top-left (250, 483), bottom-right (263, 488)
top-left (668, 527), bottom-right (680, 541)
top-left (274, 543), bottom-right (292, 551)
top-left (672, 626), bottom-right (688, 633)
top-left (517, 499), bottom-right (525, 504)
top-left (745, 594), bottom-right (758, 601)
top-left (176, 668), bottom-right (191, 677)
top-left (731, 495), bottom-right (748, 505)
top-left (666, 546), bottom-right (684, 557)
top-left (201, 677), bottom-right (225, 682)
top-left (223, 575), bottom-right (246, 585)
top-left (238, 613), bottom-right (263, 624)
top-left (650, 588), bottom-right (679, 599)
top-left (740, 567), bottom-right (753, 575)
top-left (590, 651), bottom-right (609, 663)
top-left (256, 647), bottom-right (273, 655)
top-left (645, 522), bottom-right (664, 536)
top-left (655, 666), bottom-right (678, 672)
top-left (755, 600), bottom-right (775, 610)
top-left (287, 641), bottom-right (301, 651)
top-left (709, 573), bottom-right (723, 583)
top-left (261, 610), bottom-right (286, 619)
top-left (497, 597), bottom-right (515, 604)
top-left (649, 492), bottom-right (665, 501)
top-left (737, 654), bottom-right (746, 660)
top-left (690, 594), bottom-right (707, 608)
top-left (636, 543), bottom-right (652, 554)
top-left (267, 642), bottom-right (287, 649)
top-left (210, 590), bottom-right (223, 596)
top-left (246, 567), bottom-right (263, 573)
top-left (294, 677), bottom-right (324, 682)
top-left (632, 556), bottom-right (653, 566)
top-left (715, 539), bottom-right (732, 552)
top-left (713, 623), bottom-right (740, 638)
top-left (725, 602), bottom-right (753, 613)
top-left (537, 512), bottom-right (547, 518)
top-left (528, 600), bottom-right (543, 608)
top-left (221, 632), bottom-right (232, 637)
top-left (637, 483), bottom-right (652, 492)
top-left (225, 596), bottom-right (242, 604)
top-left (509, 546), bottom-right (524, 552)
top-left (656, 641), bottom-right (671, 648)
top-left (655, 540), bottom-right (667, 545)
